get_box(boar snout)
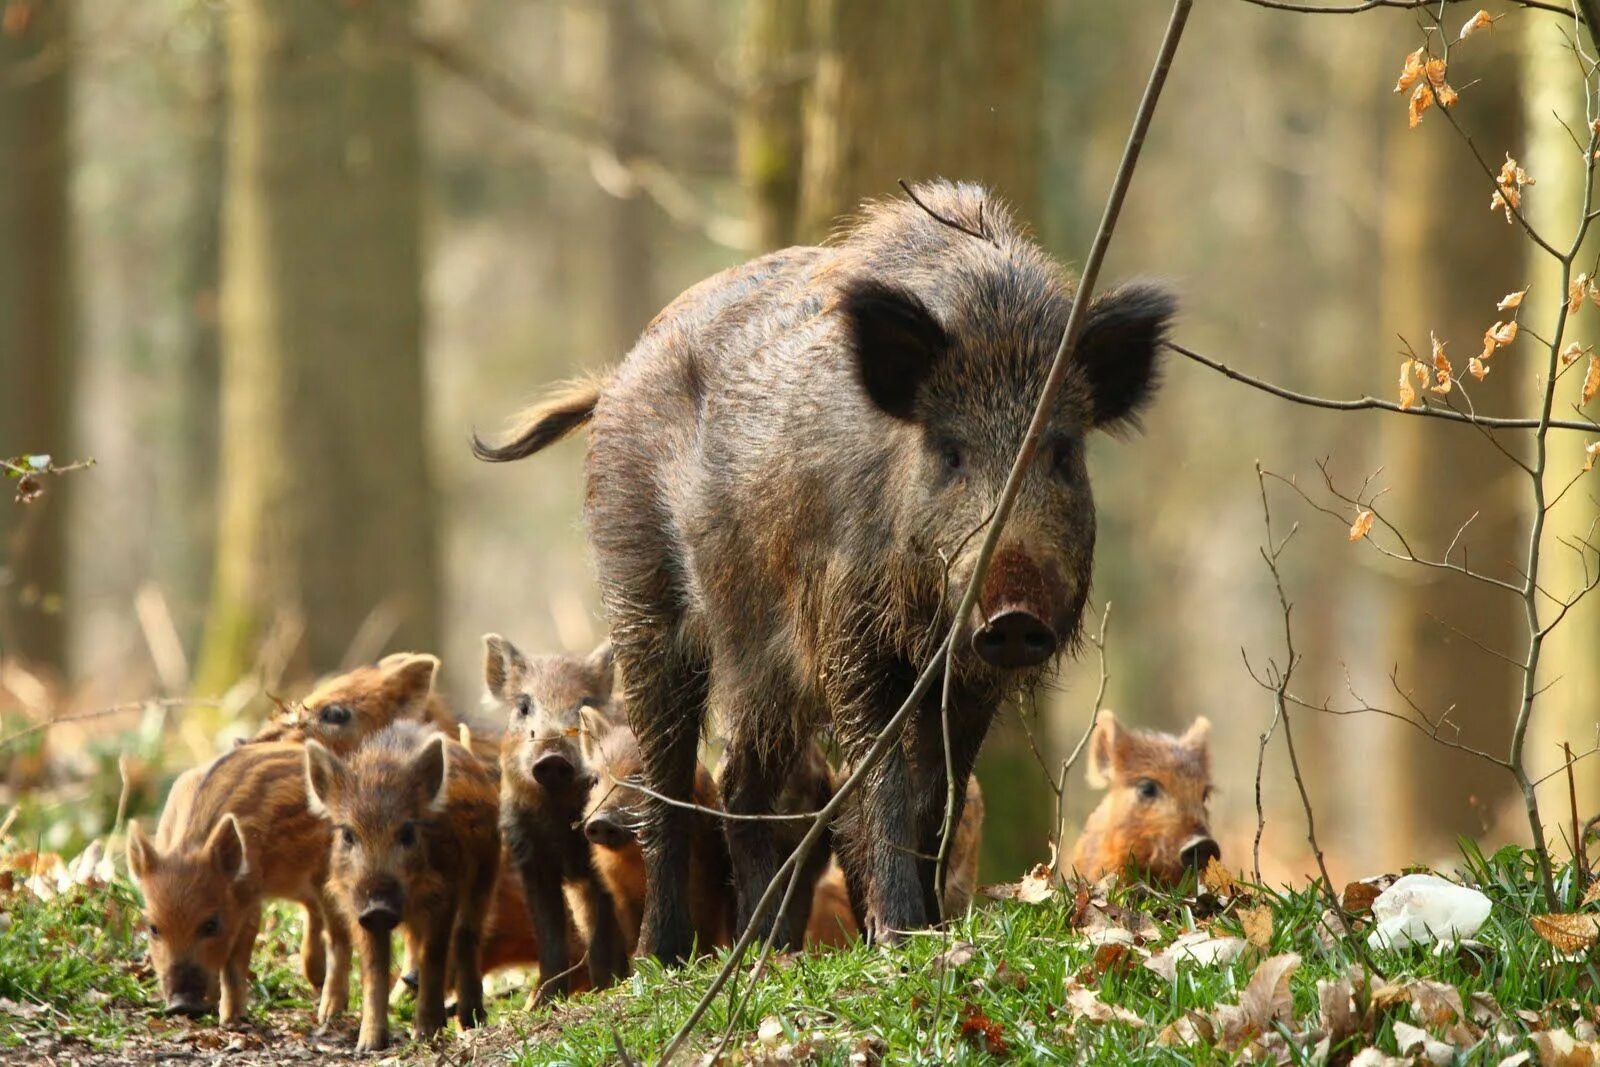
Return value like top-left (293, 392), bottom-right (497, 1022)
top-left (971, 609), bottom-right (1057, 669)
top-left (584, 814), bottom-right (634, 850)
top-left (357, 878), bottom-right (404, 933)
top-left (532, 751), bottom-right (577, 788)
top-left (164, 966), bottom-right (213, 1017)
top-left (1178, 835), bottom-right (1221, 873)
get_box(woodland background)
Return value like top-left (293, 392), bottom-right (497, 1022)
top-left (1, 0), bottom-right (1596, 887)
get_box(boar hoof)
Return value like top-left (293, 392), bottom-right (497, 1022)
top-left (356, 1025), bottom-right (389, 1053)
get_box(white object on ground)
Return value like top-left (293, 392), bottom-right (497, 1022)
top-left (1367, 873), bottom-right (1491, 950)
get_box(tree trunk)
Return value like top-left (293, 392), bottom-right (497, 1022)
top-left (1377, 41), bottom-right (1524, 859)
top-left (798, 0), bottom-right (1042, 242)
top-left (195, 0), bottom-right (437, 695)
top-left (0, 0), bottom-right (75, 678)
top-left (1521, 22), bottom-right (1600, 830)
top-left (738, 0), bottom-right (807, 252)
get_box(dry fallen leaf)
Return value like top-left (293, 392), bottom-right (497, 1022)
top-left (959, 1006), bottom-right (1008, 1056)
top-left (1351, 1049), bottom-right (1408, 1067)
top-left (1530, 912), bottom-right (1600, 954)
top-left (933, 941), bottom-right (978, 973)
top-left (1064, 983), bottom-right (1145, 1028)
top-left (1143, 932), bottom-right (1247, 982)
top-left (980, 862), bottom-right (1056, 904)
top-left (1241, 905), bottom-right (1274, 950)
top-left (1531, 1029), bottom-right (1600, 1067)
top-left (1393, 1020), bottom-right (1454, 1066)
top-left (1583, 355), bottom-right (1599, 406)
top-left (1587, 880), bottom-right (1600, 908)
top-left (1240, 953), bottom-right (1301, 1031)
top-left (1349, 509), bottom-right (1375, 542)
top-left (1498, 288), bottom-right (1527, 310)
top-left (1202, 857), bottom-right (1236, 898)
top-left (1459, 10), bottom-right (1494, 39)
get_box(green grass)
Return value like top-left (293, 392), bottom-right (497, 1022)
top-left (1, 843), bottom-right (1596, 1063)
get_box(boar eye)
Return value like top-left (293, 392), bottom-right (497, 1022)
top-left (198, 915), bottom-right (221, 938)
top-left (338, 826), bottom-right (357, 848)
top-left (397, 822), bottom-right (418, 848)
top-left (1051, 437), bottom-right (1082, 475)
top-left (941, 443), bottom-right (964, 472)
top-left (514, 695), bottom-right (532, 719)
top-left (1134, 779), bottom-right (1161, 802)
top-left (318, 704), bottom-right (352, 726)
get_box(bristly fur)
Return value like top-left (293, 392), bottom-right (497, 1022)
top-left (471, 376), bottom-right (606, 463)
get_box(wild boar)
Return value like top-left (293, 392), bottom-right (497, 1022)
top-left (126, 743), bottom-right (347, 1025)
top-left (580, 709), bottom-right (733, 954)
top-left (484, 634), bottom-right (628, 1001)
top-left (1069, 713), bottom-right (1219, 885)
top-left (304, 722), bottom-right (499, 1051)
top-left (473, 180), bottom-right (1173, 957)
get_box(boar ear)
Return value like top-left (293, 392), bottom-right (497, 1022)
top-left (206, 814), bottom-right (250, 882)
top-left (578, 705), bottom-right (612, 769)
top-left (483, 633), bottom-right (528, 701)
top-left (838, 278), bottom-right (949, 420)
top-left (411, 735), bottom-right (450, 812)
top-left (1076, 282), bottom-right (1175, 432)
top-left (382, 653), bottom-right (440, 717)
top-left (587, 639), bottom-right (615, 699)
top-left (303, 741), bottom-right (349, 817)
top-left (1086, 712), bottom-right (1120, 789)
top-left (126, 820), bottom-right (157, 882)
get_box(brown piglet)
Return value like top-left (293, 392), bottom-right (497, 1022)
top-left (127, 743), bottom-right (348, 1025)
top-left (1069, 713), bottom-right (1218, 885)
top-left (485, 634), bottom-right (628, 1003)
top-left (305, 722), bottom-right (499, 1052)
top-left (581, 709), bottom-right (733, 955)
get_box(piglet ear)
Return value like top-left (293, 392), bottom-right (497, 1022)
top-left (838, 278), bottom-right (949, 420)
top-left (578, 706), bottom-right (611, 769)
top-left (381, 653), bottom-right (440, 718)
top-left (587, 639), bottom-right (615, 700)
top-left (411, 735), bottom-right (450, 812)
top-left (483, 633), bottom-right (528, 702)
top-left (1076, 282), bottom-right (1175, 432)
top-left (207, 814), bottom-right (250, 882)
top-left (303, 740), bottom-right (348, 818)
top-left (1181, 716), bottom-right (1212, 773)
top-left (126, 820), bottom-right (157, 882)
top-left (1086, 712), bottom-right (1120, 789)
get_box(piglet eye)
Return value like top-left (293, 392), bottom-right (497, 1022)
top-left (147, 922), bottom-right (161, 940)
top-left (397, 822), bottom-right (417, 848)
top-left (319, 704), bottom-right (352, 726)
top-left (339, 826), bottom-right (357, 848)
top-left (1135, 779), bottom-right (1161, 802)
top-left (198, 915), bottom-right (221, 938)
top-left (514, 695), bottom-right (532, 719)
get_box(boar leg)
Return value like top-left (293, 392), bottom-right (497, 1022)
top-left (519, 856), bottom-right (571, 1004)
top-left (568, 870), bottom-right (628, 986)
top-left (314, 892), bottom-right (351, 1025)
top-left (451, 862), bottom-right (495, 1028)
top-left (355, 924), bottom-right (392, 1052)
top-left (412, 918), bottom-right (452, 1040)
top-left (623, 640), bottom-right (709, 966)
top-left (300, 903), bottom-right (326, 992)
top-left (834, 739), bottom-right (924, 944)
top-left (907, 706), bottom-right (990, 922)
top-left (716, 725), bottom-right (801, 949)
top-left (218, 904), bottom-right (260, 1026)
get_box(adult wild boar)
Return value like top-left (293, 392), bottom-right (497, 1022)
top-left (475, 180), bottom-right (1174, 957)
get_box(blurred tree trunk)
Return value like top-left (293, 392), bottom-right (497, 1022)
top-left (1521, 23), bottom-right (1600, 826)
top-left (797, 0), bottom-right (1045, 877)
top-left (0, 0), bottom-right (75, 678)
top-left (738, 0), bottom-right (807, 251)
top-left (798, 0), bottom-right (1042, 241)
top-left (1377, 44), bottom-right (1524, 858)
top-left (195, 0), bottom-right (437, 695)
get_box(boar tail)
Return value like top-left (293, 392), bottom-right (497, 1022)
top-left (471, 376), bottom-right (606, 463)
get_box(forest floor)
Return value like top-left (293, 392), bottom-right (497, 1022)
top-left (1, 843), bottom-right (1597, 1065)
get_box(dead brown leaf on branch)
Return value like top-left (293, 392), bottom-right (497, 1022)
top-left (1492, 153), bottom-right (1536, 221)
